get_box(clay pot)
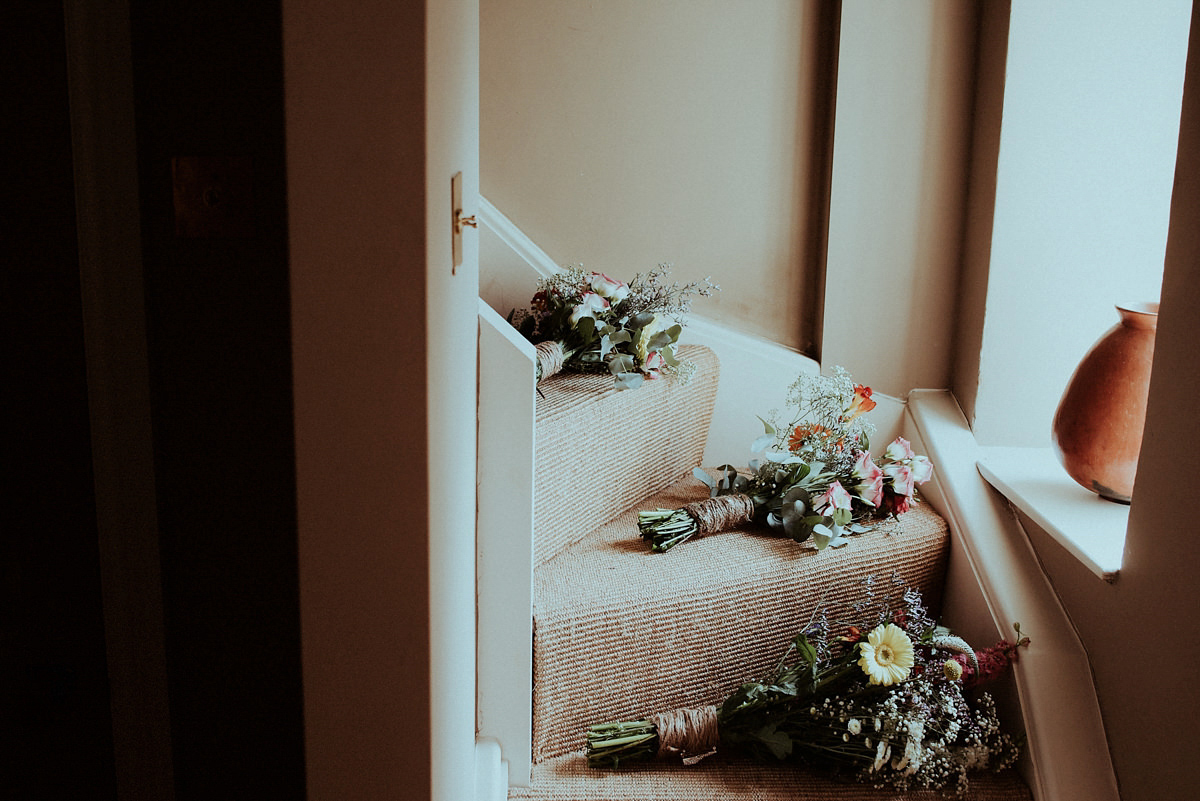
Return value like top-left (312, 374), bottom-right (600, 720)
top-left (1051, 302), bottom-right (1158, 503)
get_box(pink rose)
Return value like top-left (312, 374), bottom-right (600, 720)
top-left (589, 272), bottom-right (630, 302)
top-left (884, 437), bottom-right (915, 462)
top-left (909, 455), bottom-right (933, 484)
top-left (642, 351), bottom-right (665, 378)
top-left (850, 452), bottom-right (884, 507)
top-left (883, 463), bottom-right (914, 499)
top-left (814, 480), bottom-right (853, 514)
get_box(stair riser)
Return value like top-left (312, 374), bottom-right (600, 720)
top-left (534, 345), bottom-right (719, 565)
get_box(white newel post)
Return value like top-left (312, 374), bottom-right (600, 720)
top-left (477, 299), bottom-right (536, 790)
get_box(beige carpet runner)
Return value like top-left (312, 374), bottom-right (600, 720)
top-left (513, 752), bottom-right (1033, 801)
top-left (532, 474), bottom-right (951, 762)
top-left (524, 344), bottom-right (1030, 800)
top-left (534, 344), bottom-right (720, 566)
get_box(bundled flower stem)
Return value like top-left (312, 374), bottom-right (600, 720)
top-left (509, 264), bottom-right (718, 390)
top-left (586, 582), bottom-right (1028, 796)
top-left (639, 367), bottom-right (932, 552)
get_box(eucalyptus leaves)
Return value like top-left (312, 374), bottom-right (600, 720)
top-left (508, 264), bottom-right (718, 390)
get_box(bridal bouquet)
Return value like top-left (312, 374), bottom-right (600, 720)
top-left (508, 263), bottom-right (718, 390)
top-left (638, 367), bottom-right (932, 552)
top-left (586, 580), bottom-right (1028, 796)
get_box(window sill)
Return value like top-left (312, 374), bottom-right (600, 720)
top-left (976, 447), bottom-right (1125, 582)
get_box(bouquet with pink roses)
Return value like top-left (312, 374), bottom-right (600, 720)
top-left (508, 264), bottom-right (718, 390)
top-left (638, 368), bottom-right (933, 552)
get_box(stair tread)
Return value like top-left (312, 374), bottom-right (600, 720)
top-left (512, 752), bottom-right (1032, 801)
top-left (534, 344), bottom-right (720, 565)
top-left (532, 474), bottom-right (949, 760)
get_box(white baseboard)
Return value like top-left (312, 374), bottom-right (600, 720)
top-left (474, 738), bottom-right (508, 801)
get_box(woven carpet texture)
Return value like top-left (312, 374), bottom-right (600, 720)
top-left (533, 345), bottom-right (720, 566)
top-left (512, 752), bottom-right (1033, 801)
top-left (531, 474), bottom-right (950, 761)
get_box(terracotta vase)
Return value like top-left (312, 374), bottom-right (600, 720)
top-left (1051, 302), bottom-right (1158, 503)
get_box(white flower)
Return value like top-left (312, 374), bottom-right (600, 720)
top-left (568, 292), bottom-right (609, 326)
top-left (910, 454), bottom-right (934, 483)
top-left (872, 740), bottom-right (891, 772)
top-left (885, 437), bottom-right (916, 461)
top-left (635, 313), bottom-right (665, 363)
top-left (589, 271), bottom-right (630, 302)
top-left (847, 718), bottom-right (862, 735)
top-left (858, 623), bottom-right (916, 685)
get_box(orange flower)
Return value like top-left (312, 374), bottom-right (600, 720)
top-left (788, 423), bottom-right (829, 452)
top-left (844, 384), bottom-right (877, 422)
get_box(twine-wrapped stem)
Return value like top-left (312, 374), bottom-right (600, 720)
top-left (683, 494), bottom-right (755, 535)
top-left (639, 493), bottom-right (756, 552)
top-left (535, 340), bottom-right (566, 383)
top-left (649, 705), bottom-right (721, 764)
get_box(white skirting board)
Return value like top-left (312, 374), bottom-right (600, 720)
top-left (474, 738), bottom-right (508, 801)
top-left (477, 299), bottom-right (536, 787)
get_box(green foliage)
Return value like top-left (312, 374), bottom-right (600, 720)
top-left (509, 263), bottom-right (717, 390)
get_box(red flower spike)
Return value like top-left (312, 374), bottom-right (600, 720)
top-left (950, 637), bottom-right (1031, 688)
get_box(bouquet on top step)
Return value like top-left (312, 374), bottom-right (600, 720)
top-left (507, 263), bottom-right (718, 390)
top-left (638, 367), bottom-right (932, 552)
top-left (586, 578), bottom-right (1030, 796)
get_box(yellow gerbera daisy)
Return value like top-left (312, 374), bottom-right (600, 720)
top-left (857, 623), bottom-right (915, 685)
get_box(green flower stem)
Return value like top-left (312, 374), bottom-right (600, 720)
top-left (637, 508), bottom-right (699, 552)
top-left (586, 720), bottom-right (659, 768)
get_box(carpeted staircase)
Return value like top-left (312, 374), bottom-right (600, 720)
top-left (513, 345), bottom-right (1032, 801)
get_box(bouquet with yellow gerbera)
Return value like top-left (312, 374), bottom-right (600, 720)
top-left (586, 579), bottom-right (1028, 796)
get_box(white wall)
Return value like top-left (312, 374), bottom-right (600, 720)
top-left (285, 2), bottom-right (480, 799)
top-left (481, 0), bottom-right (823, 353)
top-left (824, 0), bottom-right (976, 398)
top-left (965, 0), bottom-right (1189, 446)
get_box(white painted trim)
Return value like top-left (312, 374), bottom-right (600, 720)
top-left (977, 447), bottom-right (1125, 581)
top-left (479, 196), bottom-right (556, 279)
top-left (476, 299), bottom-right (535, 787)
top-left (906, 390), bottom-right (1119, 801)
top-left (474, 738), bottom-right (508, 801)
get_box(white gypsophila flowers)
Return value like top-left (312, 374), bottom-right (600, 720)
top-left (778, 366), bottom-right (877, 462)
top-left (872, 740), bottom-right (891, 772)
top-left (847, 718), bottom-right (862, 735)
